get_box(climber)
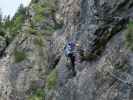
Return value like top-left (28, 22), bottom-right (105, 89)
top-left (64, 41), bottom-right (76, 75)
top-left (64, 41), bottom-right (75, 65)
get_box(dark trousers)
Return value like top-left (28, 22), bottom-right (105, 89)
top-left (68, 53), bottom-right (75, 72)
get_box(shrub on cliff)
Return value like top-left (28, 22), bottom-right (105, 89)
top-left (125, 21), bottom-right (133, 51)
top-left (28, 88), bottom-right (45, 100)
top-left (14, 50), bottom-right (27, 63)
top-left (46, 69), bottom-right (57, 90)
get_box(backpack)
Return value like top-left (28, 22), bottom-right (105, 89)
top-left (64, 41), bottom-right (75, 56)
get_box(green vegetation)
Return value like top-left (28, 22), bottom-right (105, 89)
top-left (43, 0), bottom-right (57, 9)
top-left (8, 4), bottom-right (26, 32)
top-left (34, 37), bottom-right (43, 47)
top-left (32, 0), bottom-right (57, 23)
top-left (9, 4), bottom-right (26, 39)
top-left (31, 0), bottom-right (60, 35)
top-left (114, 62), bottom-right (128, 72)
top-left (14, 50), bottom-right (27, 63)
top-left (0, 4), bottom-right (26, 43)
top-left (32, 0), bottom-right (38, 3)
top-left (45, 26), bottom-right (56, 34)
top-left (33, 15), bottom-right (45, 23)
top-left (0, 0), bottom-right (62, 46)
top-left (32, 3), bottom-right (46, 22)
top-left (125, 21), bottom-right (133, 51)
top-left (28, 88), bottom-right (45, 100)
top-left (27, 27), bottom-right (37, 34)
top-left (46, 69), bottom-right (57, 90)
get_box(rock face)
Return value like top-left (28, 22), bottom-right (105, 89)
top-left (0, 31), bottom-right (49, 99)
top-left (0, 0), bottom-right (133, 100)
top-left (46, 0), bottom-right (133, 100)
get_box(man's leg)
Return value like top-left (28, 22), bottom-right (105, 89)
top-left (70, 54), bottom-right (76, 76)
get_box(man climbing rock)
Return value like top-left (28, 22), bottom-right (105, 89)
top-left (64, 40), bottom-right (83, 76)
top-left (64, 41), bottom-right (76, 75)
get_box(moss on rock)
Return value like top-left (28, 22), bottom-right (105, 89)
top-left (125, 21), bottom-right (133, 51)
top-left (28, 88), bottom-right (45, 100)
top-left (14, 50), bottom-right (27, 63)
top-left (34, 37), bottom-right (43, 47)
top-left (46, 69), bottom-right (57, 90)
